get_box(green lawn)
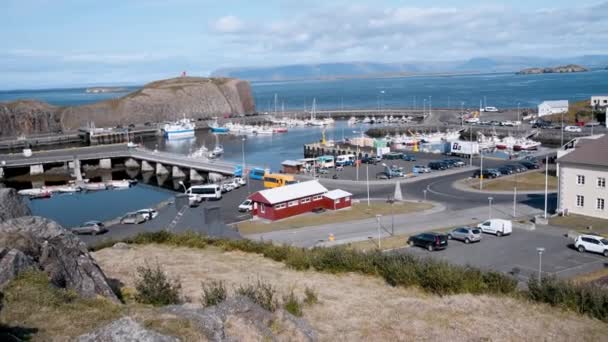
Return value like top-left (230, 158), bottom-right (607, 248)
top-left (468, 171), bottom-right (557, 191)
top-left (237, 202), bottom-right (433, 235)
top-left (549, 214), bottom-right (608, 236)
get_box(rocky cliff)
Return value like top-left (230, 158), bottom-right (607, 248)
top-left (516, 64), bottom-right (588, 75)
top-left (0, 77), bottom-right (256, 137)
top-left (0, 188), bottom-right (31, 222)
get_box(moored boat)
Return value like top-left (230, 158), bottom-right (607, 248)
top-left (163, 117), bottom-right (195, 139)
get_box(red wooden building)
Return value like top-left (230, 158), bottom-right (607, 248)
top-left (249, 180), bottom-right (352, 221)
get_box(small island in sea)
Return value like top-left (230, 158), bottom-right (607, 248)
top-left (85, 87), bottom-right (129, 93)
top-left (516, 64), bottom-right (588, 75)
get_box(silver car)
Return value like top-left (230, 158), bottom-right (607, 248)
top-left (120, 212), bottom-right (147, 225)
top-left (447, 227), bottom-right (482, 244)
top-left (72, 221), bottom-right (107, 235)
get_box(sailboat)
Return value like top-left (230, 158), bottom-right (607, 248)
top-left (306, 99), bottom-right (325, 126)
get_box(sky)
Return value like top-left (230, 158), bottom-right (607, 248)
top-left (0, 0), bottom-right (607, 89)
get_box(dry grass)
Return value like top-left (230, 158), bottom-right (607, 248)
top-left (93, 244), bottom-right (607, 341)
top-left (237, 202), bottom-right (433, 235)
top-left (467, 171), bottom-right (557, 191)
top-left (346, 234), bottom-right (410, 252)
top-left (573, 267), bottom-right (608, 284)
top-left (550, 214), bottom-right (608, 235)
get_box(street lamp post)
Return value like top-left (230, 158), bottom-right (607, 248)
top-left (429, 96), bottom-right (432, 116)
top-left (479, 152), bottom-right (484, 190)
top-left (544, 155), bottom-right (549, 219)
top-left (536, 247), bottom-right (545, 282)
top-left (423, 189), bottom-right (427, 202)
top-left (178, 180), bottom-right (187, 193)
top-left (376, 214), bottom-right (382, 249)
top-left (366, 163), bottom-right (370, 207)
top-left (513, 186), bottom-right (517, 217)
top-left (561, 111), bottom-right (564, 147)
top-left (488, 196), bottom-right (494, 219)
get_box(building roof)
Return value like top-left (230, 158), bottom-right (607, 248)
top-left (324, 189), bottom-right (353, 200)
top-left (281, 160), bottom-right (303, 167)
top-left (539, 100), bottom-right (568, 108)
top-left (558, 134), bottom-right (608, 168)
top-left (250, 180), bottom-right (328, 205)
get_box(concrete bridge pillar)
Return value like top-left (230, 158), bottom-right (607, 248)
top-left (0, 167), bottom-right (4, 179)
top-left (30, 164), bottom-right (44, 176)
top-left (172, 166), bottom-right (186, 179)
top-left (190, 169), bottom-right (204, 182)
top-left (156, 163), bottom-right (169, 175)
top-left (99, 158), bottom-right (112, 169)
top-left (125, 158), bottom-right (140, 169)
top-left (208, 172), bottom-right (224, 183)
top-left (141, 160), bottom-right (155, 173)
top-left (72, 159), bottom-right (83, 181)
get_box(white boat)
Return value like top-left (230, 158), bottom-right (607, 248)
top-left (107, 180), bottom-right (133, 189)
top-left (347, 116), bottom-right (357, 125)
top-left (81, 182), bottom-right (107, 191)
top-left (477, 133), bottom-right (497, 150)
top-left (163, 117), bottom-right (195, 139)
top-left (255, 127), bottom-right (275, 135)
top-left (362, 116), bottom-right (371, 124)
top-left (18, 188), bottom-right (52, 197)
top-left (45, 185), bottom-right (81, 193)
top-left (513, 138), bottom-right (541, 151)
top-left (209, 134), bottom-right (224, 158)
top-left (496, 135), bottom-right (517, 150)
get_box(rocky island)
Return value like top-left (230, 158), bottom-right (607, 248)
top-left (0, 77), bottom-right (255, 138)
top-left (516, 64), bottom-right (588, 75)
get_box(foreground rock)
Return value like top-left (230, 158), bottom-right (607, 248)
top-left (0, 77), bottom-right (256, 137)
top-left (516, 64), bottom-right (588, 75)
top-left (165, 297), bottom-right (317, 341)
top-left (78, 317), bottom-right (178, 342)
top-left (0, 188), bottom-right (31, 222)
top-left (0, 216), bottom-right (119, 302)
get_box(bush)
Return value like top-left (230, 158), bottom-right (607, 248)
top-left (528, 277), bottom-right (608, 321)
top-left (135, 263), bottom-right (182, 306)
top-left (283, 290), bottom-right (303, 317)
top-left (201, 280), bottom-right (227, 307)
top-left (235, 279), bottom-right (278, 312)
top-left (303, 287), bottom-right (318, 305)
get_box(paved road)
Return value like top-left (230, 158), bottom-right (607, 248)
top-left (401, 226), bottom-right (608, 283)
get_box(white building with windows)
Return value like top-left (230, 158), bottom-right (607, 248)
top-left (538, 100), bottom-right (569, 117)
top-left (557, 134), bottom-right (608, 219)
top-left (591, 95), bottom-right (608, 108)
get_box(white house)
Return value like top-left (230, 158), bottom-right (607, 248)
top-left (538, 100), bottom-right (569, 117)
top-left (591, 95), bottom-right (608, 108)
top-left (557, 134), bottom-right (608, 219)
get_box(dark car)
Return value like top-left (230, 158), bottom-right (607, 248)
top-left (486, 168), bottom-right (502, 178)
top-left (428, 161), bottom-right (447, 170)
top-left (383, 152), bottom-right (403, 160)
top-left (402, 154), bottom-right (417, 161)
top-left (441, 159), bottom-right (456, 168)
top-left (472, 169), bottom-right (498, 179)
top-left (361, 156), bottom-right (377, 165)
top-left (497, 166), bottom-right (514, 175)
top-left (408, 232), bottom-right (448, 251)
top-left (520, 161), bottom-right (540, 170)
top-left (506, 164), bottom-right (526, 173)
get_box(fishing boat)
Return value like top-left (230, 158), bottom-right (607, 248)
top-left (81, 182), bottom-right (107, 191)
top-left (496, 135), bottom-right (517, 150)
top-left (208, 135), bottom-right (224, 158)
top-left (209, 118), bottom-right (229, 133)
top-left (107, 180), bottom-right (134, 189)
top-left (163, 117), bottom-right (195, 139)
top-left (18, 188), bottom-right (52, 199)
top-left (362, 116), bottom-right (371, 124)
top-left (347, 116), bottom-right (358, 125)
top-left (273, 127), bottom-right (288, 133)
top-left (255, 127), bottom-right (275, 135)
top-left (513, 138), bottom-right (541, 151)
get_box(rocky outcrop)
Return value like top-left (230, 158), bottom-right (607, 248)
top-left (164, 297), bottom-right (317, 341)
top-left (0, 188), bottom-right (31, 222)
top-left (0, 100), bottom-right (62, 138)
top-left (0, 77), bottom-right (256, 137)
top-left (516, 64), bottom-right (588, 75)
top-left (0, 216), bottom-right (119, 302)
top-left (77, 317), bottom-right (179, 342)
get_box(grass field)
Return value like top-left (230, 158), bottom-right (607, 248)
top-left (468, 171), bottom-right (557, 191)
top-left (237, 201), bottom-right (433, 235)
top-left (549, 214), bottom-right (608, 235)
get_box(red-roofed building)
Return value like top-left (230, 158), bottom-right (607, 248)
top-left (249, 180), bottom-right (352, 221)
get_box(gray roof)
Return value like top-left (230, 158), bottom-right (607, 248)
top-left (282, 160), bottom-right (303, 167)
top-left (539, 100), bottom-right (568, 108)
top-left (558, 134), bottom-right (608, 167)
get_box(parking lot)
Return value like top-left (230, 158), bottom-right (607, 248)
top-left (400, 227), bottom-right (607, 283)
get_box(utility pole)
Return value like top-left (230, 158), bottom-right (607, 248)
top-left (479, 152), bottom-right (484, 190)
top-left (366, 163), bottom-right (370, 207)
top-left (536, 247), bottom-right (545, 282)
top-left (544, 155), bottom-right (549, 219)
top-left (561, 111), bottom-right (564, 147)
top-left (513, 186), bottom-right (517, 217)
top-left (488, 196), bottom-right (493, 219)
top-left (376, 214), bottom-right (382, 249)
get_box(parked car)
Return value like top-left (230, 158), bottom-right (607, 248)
top-left (507, 164), bottom-right (526, 173)
top-left (574, 234), bottom-right (608, 257)
top-left (497, 166), bottom-right (514, 175)
top-left (120, 212), bottom-right (147, 225)
top-left (532, 121), bottom-right (551, 129)
top-left (221, 183), bottom-right (235, 193)
top-left (361, 156), bottom-right (377, 164)
top-left (447, 158), bottom-right (465, 167)
top-left (402, 154), bottom-right (417, 161)
top-left (407, 232), bottom-right (448, 251)
top-left (486, 168), bottom-right (502, 178)
top-left (472, 169), bottom-right (497, 179)
top-left (225, 179), bottom-right (240, 189)
top-left (428, 161), bottom-right (447, 171)
top-left (477, 219), bottom-right (512, 237)
top-left (317, 168), bottom-right (329, 174)
top-left (447, 227), bottom-right (482, 244)
top-left (520, 161), bottom-right (540, 170)
top-left (383, 152), bottom-right (403, 160)
top-left (234, 177), bottom-right (247, 186)
top-left (413, 165), bottom-right (431, 173)
top-left (238, 199), bottom-right (253, 212)
top-left (564, 125), bottom-right (582, 133)
top-left (72, 221), bottom-right (107, 235)
top-left (136, 208), bottom-right (158, 221)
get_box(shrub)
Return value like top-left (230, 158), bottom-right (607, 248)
top-left (528, 277), bottom-right (608, 321)
top-left (303, 287), bottom-right (318, 305)
top-left (201, 280), bottom-right (227, 307)
top-left (235, 279), bottom-right (278, 312)
top-left (135, 263), bottom-right (182, 306)
top-left (283, 290), bottom-right (303, 317)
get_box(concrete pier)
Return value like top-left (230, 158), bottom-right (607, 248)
top-left (124, 158), bottom-right (140, 169)
top-left (99, 158), bottom-right (112, 169)
top-left (0, 167), bottom-right (3, 179)
top-left (156, 163), bottom-right (170, 175)
top-left (141, 160), bottom-right (155, 173)
top-left (30, 164), bottom-right (44, 175)
top-left (190, 169), bottom-right (204, 182)
top-left (172, 166), bottom-right (186, 179)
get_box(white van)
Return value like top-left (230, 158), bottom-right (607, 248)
top-left (477, 219), bottom-right (512, 236)
top-left (336, 154), bottom-right (355, 166)
top-left (186, 184), bottom-right (222, 202)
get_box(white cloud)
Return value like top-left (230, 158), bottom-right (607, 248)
top-left (211, 15), bottom-right (245, 33)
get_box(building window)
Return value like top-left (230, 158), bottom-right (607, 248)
top-left (576, 195), bottom-right (585, 207)
top-left (345, 197), bottom-right (350, 202)
top-left (577, 175), bottom-right (585, 185)
top-left (301, 197), bottom-right (311, 204)
top-left (275, 203), bottom-right (286, 210)
top-left (598, 177), bottom-right (606, 188)
top-left (260, 203), bottom-right (265, 214)
top-left (313, 195), bottom-right (322, 201)
top-left (334, 199), bottom-right (340, 204)
top-left (597, 198), bottom-right (605, 210)
top-left (288, 200), bottom-right (298, 207)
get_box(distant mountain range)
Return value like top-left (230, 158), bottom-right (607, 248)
top-left (211, 55), bottom-right (608, 81)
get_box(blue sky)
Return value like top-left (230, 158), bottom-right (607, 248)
top-left (1, 0), bottom-right (606, 89)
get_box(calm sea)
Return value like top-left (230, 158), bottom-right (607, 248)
top-left (1, 70), bottom-right (607, 110)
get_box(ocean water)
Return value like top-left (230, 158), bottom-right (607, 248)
top-left (1, 70), bottom-right (607, 109)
